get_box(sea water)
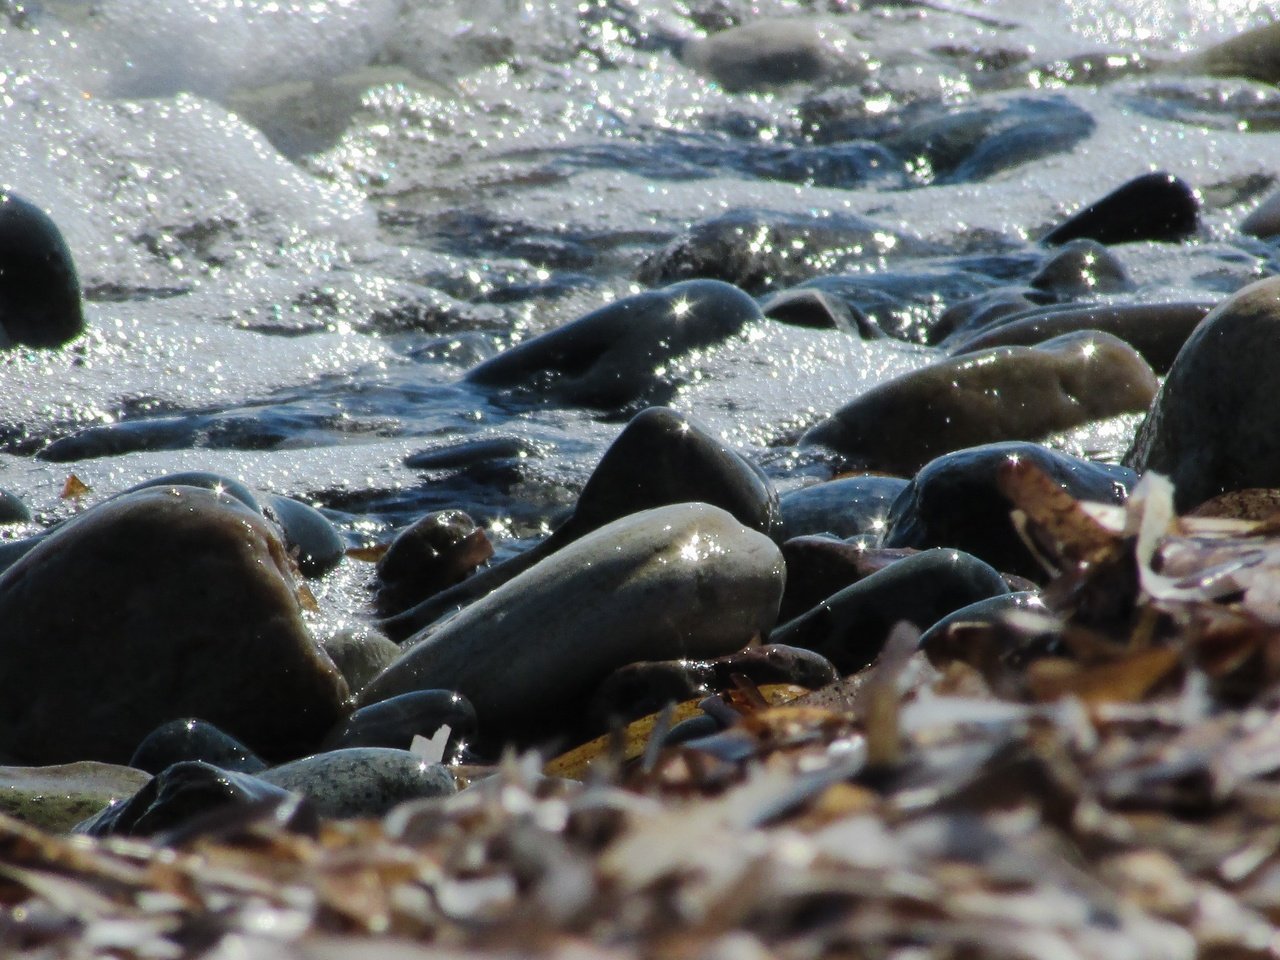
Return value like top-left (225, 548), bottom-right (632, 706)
top-left (0, 0), bottom-right (1278, 569)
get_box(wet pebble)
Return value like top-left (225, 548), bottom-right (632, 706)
top-left (802, 331), bottom-right (1158, 474)
top-left (75, 760), bottom-right (297, 838)
top-left (0, 192), bottom-right (84, 348)
top-left (1126, 276), bottom-right (1280, 510)
top-left (261, 493), bottom-right (346, 577)
top-left (585, 644), bottom-right (838, 733)
top-left (680, 17), bottom-right (866, 91)
top-left (321, 627), bottom-right (402, 695)
top-left (1241, 186), bottom-right (1280, 238)
top-left (779, 539), bottom-right (916, 623)
top-left (779, 475), bottom-right (909, 542)
top-left (918, 591), bottom-right (1055, 669)
top-left (361, 502), bottom-right (785, 745)
top-left (1029, 239), bottom-right (1132, 299)
top-left (129, 718), bottom-right (266, 775)
top-left (1041, 171), bottom-right (1199, 246)
top-left (383, 407), bottom-right (779, 640)
top-left (945, 301), bottom-right (1213, 374)
top-left (884, 441), bottom-right (1136, 580)
top-left (258, 747), bottom-right (456, 819)
top-left (374, 509), bottom-right (493, 619)
top-left (321, 690), bottom-right (478, 754)
top-left (0, 486), bottom-right (349, 765)
top-left (0, 489), bottom-right (31, 523)
top-left (770, 547), bottom-right (1010, 675)
top-left (465, 279), bottom-right (762, 408)
top-left (759, 286), bottom-right (883, 337)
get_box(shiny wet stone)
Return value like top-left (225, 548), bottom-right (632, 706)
top-left (129, 718), bottom-right (266, 775)
top-left (258, 747), bottom-right (456, 818)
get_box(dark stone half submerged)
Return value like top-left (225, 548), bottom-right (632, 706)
top-left (0, 192), bottom-right (84, 349)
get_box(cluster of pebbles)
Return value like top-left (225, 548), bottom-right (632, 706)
top-left (1, 140), bottom-right (1280, 851)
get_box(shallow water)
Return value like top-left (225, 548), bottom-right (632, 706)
top-left (1, 0), bottom-right (1279, 613)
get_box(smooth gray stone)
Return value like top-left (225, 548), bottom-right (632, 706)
top-left (466, 279), bottom-right (761, 408)
top-left (928, 289), bottom-right (1042, 346)
top-left (321, 690), bottom-right (477, 753)
top-left (1242, 187), bottom-right (1280, 238)
top-left (0, 192), bottom-right (83, 349)
top-left (381, 407), bottom-right (780, 641)
top-left (1029, 239), bottom-right (1132, 299)
top-left (322, 627), bottom-right (402, 695)
top-left (779, 539), bottom-right (916, 624)
top-left (0, 486), bottom-right (350, 765)
top-left (0, 534), bottom-right (41, 576)
top-left (779, 475), bottom-right (909, 542)
top-left (770, 547), bottom-right (1011, 675)
top-left (258, 748), bottom-right (456, 818)
top-left (361, 503), bottom-right (785, 741)
top-left (947, 301), bottom-right (1213, 374)
top-left (262, 492), bottom-right (345, 577)
top-left (75, 760), bottom-right (294, 838)
top-left (802, 331), bottom-right (1158, 474)
top-left (1126, 276), bottom-right (1280, 511)
top-left (917, 591), bottom-right (1047, 651)
top-left (130, 718), bottom-right (266, 775)
top-left (884, 441), bottom-right (1136, 580)
top-left (1191, 21), bottom-right (1280, 84)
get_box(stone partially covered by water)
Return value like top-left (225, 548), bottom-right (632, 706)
top-left (360, 502), bottom-right (784, 744)
top-left (884, 441), bottom-right (1136, 580)
top-left (374, 510), bottom-right (494, 619)
top-left (802, 332), bottom-right (1158, 475)
top-left (1126, 276), bottom-right (1280, 511)
top-left (465, 279), bottom-right (762, 409)
top-left (0, 192), bottom-right (83, 349)
top-left (770, 547), bottom-right (1010, 675)
top-left (0, 486), bottom-right (349, 765)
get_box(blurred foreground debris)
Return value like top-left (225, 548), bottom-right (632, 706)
top-left (11, 467), bottom-right (1280, 957)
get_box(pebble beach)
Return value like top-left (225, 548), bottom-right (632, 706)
top-left (5, 1), bottom-right (1280, 956)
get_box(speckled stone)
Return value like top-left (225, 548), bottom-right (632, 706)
top-left (258, 747), bottom-right (456, 818)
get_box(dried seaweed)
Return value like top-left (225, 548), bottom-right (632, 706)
top-left (12, 469), bottom-right (1280, 957)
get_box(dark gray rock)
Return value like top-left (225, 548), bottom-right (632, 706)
top-left (770, 547), bottom-right (1011, 675)
top-left (918, 591), bottom-right (1055, 667)
top-left (75, 760), bottom-right (297, 838)
top-left (759, 287), bottom-right (883, 337)
top-left (0, 489), bottom-right (31, 523)
top-left (779, 539), bottom-right (917, 624)
top-left (258, 748), bottom-right (456, 818)
top-left (779, 475), bottom-right (909, 542)
top-left (884, 441), bottom-right (1136, 580)
top-left (361, 502), bottom-right (785, 745)
top-left (466, 279), bottom-right (761, 408)
top-left (1126, 276), bottom-right (1280, 511)
top-left (1041, 172), bottom-right (1199, 246)
top-left (125, 472), bottom-right (261, 512)
top-left (382, 407), bottom-right (780, 640)
top-left (321, 690), bottom-right (478, 754)
top-left (0, 486), bottom-right (350, 765)
top-left (802, 332), bottom-right (1158, 475)
top-left (262, 492), bottom-right (346, 577)
top-left (0, 192), bottom-right (84, 348)
top-left (129, 719), bottom-right (266, 775)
